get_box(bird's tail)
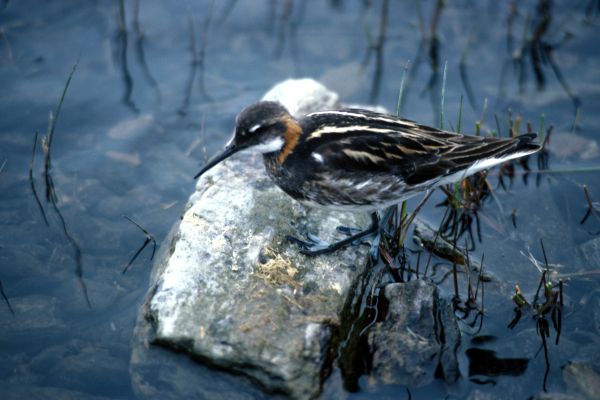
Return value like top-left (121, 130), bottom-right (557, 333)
top-left (454, 133), bottom-right (541, 179)
top-left (513, 133), bottom-right (542, 157)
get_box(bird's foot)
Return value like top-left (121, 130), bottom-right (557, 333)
top-left (286, 233), bottom-right (335, 256)
top-left (336, 225), bottom-right (381, 260)
top-left (288, 222), bottom-right (379, 258)
top-left (287, 210), bottom-right (391, 260)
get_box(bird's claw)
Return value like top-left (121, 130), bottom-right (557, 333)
top-left (337, 225), bottom-right (374, 246)
top-left (285, 234), bottom-right (332, 256)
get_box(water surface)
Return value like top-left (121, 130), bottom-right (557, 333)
top-left (1, 1), bottom-right (599, 398)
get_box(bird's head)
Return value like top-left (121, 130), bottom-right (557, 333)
top-left (194, 101), bottom-right (295, 179)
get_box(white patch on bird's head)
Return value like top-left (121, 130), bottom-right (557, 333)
top-left (243, 136), bottom-right (285, 154)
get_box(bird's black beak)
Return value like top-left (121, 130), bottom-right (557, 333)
top-left (193, 144), bottom-right (239, 179)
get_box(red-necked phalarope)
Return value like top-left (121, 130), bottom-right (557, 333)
top-left (194, 101), bottom-right (540, 256)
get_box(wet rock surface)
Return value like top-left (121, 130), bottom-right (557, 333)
top-left (562, 362), bottom-right (600, 400)
top-left (366, 280), bottom-right (460, 388)
top-left (138, 152), bottom-right (370, 398)
top-left (131, 79), bottom-right (374, 399)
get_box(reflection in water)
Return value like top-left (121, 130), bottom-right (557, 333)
top-left (406, 0), bottom-right (446, 116)
top-left (216, 0), bottom-right (238, 24)
top-left (133, 0), bottom-right (161, 104)
top-left (114, 0), bottom-right (139, 113)
top-left (0, 278), bottom-right (14, 316)
top-left (535, 124), bottom-right (551, 186)
top-left (466, 348), bottom-right (529, 378)
top-left (502, 0), bottom-right (580, 113)
top-left (178, 1), bottom-right (213, 115)
top-left (586, 0), bottom-right (600, 18)
top-left (271, 0), bottom-right (306, 77)
top-left (0, 27), bottom-right (14, 65)
top-left (273, 0), bottom-right (293, 58)
top-left (362, 0), bottom-right (389, 104)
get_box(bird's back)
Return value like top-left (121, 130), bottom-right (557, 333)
top-left (264, 108), bottom-right (540, 211)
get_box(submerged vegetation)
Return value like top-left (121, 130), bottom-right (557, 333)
top-left (342, 46), bottom-right (572, 391)
top-left (28, 61), bottom-right (91, 308)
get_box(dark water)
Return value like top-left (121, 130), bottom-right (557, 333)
top-left (1, 0), bottom-right (599, 398)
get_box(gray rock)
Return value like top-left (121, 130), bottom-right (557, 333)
top-left (563, 362), bottom-right (600, 400)
top-left (367, 280), bottom-right (460, 388)
top-left (132, 79), bottom-right (372, 399)
top-left (144, 153), bottom-right (369, 398)
top-left (262, 78), bottom-right (340, 116)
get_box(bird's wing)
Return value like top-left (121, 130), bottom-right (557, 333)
top-left (300, 108), bottom-right (531, 185)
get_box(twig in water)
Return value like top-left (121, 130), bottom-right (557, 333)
top-left (580, 185), bottom-right (600, 228)
top-left (49, 193), bottom-right (90, 308)
top-left (399, 190), bottom-right (434, 243)
top-left (122, 215), bottom-right (157, 274)
top-left (43, 60), bottom-right (78, 203)
top-left (29, 132), bottom-right (49, 226)
top-left (0, 279), bottom-right (15, 316)
top-left (42, 60), bottom-right (90, 308)
top-left (423, 205), bottom-right (451, 277)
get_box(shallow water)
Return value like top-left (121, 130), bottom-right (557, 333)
top-left (0, 0), bottom-right (599, 398)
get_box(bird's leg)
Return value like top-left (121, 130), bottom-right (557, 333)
top-left (369, 206), bottom-right (396, 260)
top-left (337, 206), bottom-right (396, 260)
top-left (288, 211), bottom-right (384, 258)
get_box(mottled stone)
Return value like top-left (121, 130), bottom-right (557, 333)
top-left (132, 79), bottom-right (371, 399)
top-left (563, 362), bottom-right (600, 400)
top-left (262, 78), bottom-right (339, 116)
top-left (367, 280), bottom-right (460, 388)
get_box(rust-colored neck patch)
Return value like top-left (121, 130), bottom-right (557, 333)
top-left (277, 116), bottom-right (302, 165)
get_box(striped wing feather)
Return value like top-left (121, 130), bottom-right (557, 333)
top-left (300, 108), bottom-right (533, 185)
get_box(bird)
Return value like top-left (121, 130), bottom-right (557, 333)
top-left (194, 101), bottom-right (540, 257)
